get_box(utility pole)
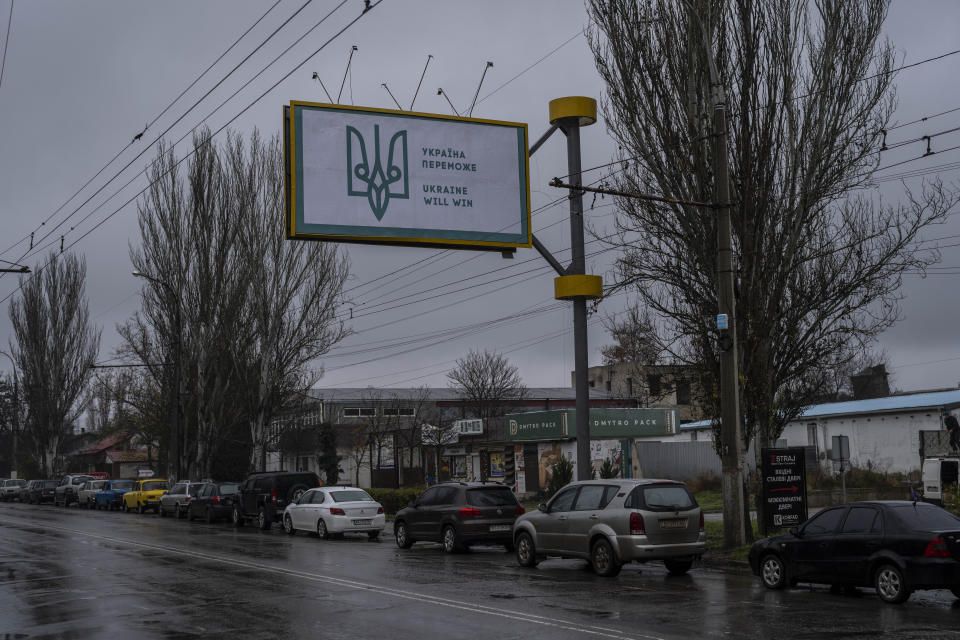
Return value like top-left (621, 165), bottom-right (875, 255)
top-left (0, 350), bottom-right (20, 479)
top-left (695, 3), bottom-right (747, 548)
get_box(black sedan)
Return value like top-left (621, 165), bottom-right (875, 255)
top-left (749, 500), bottom-right (960, 604)
top-left (187, 482), bottom-right (240, 524)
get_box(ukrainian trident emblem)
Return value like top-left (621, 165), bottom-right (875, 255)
top-left (346, 124), bottom-right (409, 220)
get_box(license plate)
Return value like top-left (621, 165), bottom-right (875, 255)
top-left (660, 518), bottom-right (688, 530)
top-left (352, 519), bottom-right (371, 526)
top-left (489, 525), bottom-right (511, 532)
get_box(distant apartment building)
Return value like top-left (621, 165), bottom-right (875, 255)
top-left (577, 362), bottom-right (706, 424)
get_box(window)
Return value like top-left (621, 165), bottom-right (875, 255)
top-left (890, 504), bottom-right (960, 531)
top-left (466, 488), bottom-right (517, 507)
top-left (189, 484), bottom-right (205, 496)
top-left (589, 380), bottom-right (595, 388)
top-left (310, 491), bottom-right (327, 504)
top-left (548, 487), bottom-right (578, 513)
top-left (219, 484), bottom-right (239, 496)
top-left (573, 485), bottom-right (616, 511)
top-left (638, 485), bottom-right (695, 511)
top-left (626, 377), bottom-right (633, 396)
top-left (841, 507), bottom-right (879, 534)
top-left (383, 407), bottom-right (415, 416)
top-left (417, 487), bottom-right (442, 506)
top-left (647, 374), bottom-right (662, 397)
top-left (802, 507), bottom-right (845, 535)
top-left (456, 419), bottom-right (483, 435)
top-left (343, 407), bottom-right (375, 417)
top-left (170, 484), bottom-right (186, 495)
top-left (434, 486), bottom-right (459, 505)
top-left (676, 380), bottom-right (691, 405)
top-left (331, 490), bottom-right (374, 503)
top-left (605, 379), bottom-right (612, 392)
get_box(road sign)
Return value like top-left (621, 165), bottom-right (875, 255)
top-left (284, 101), bottom-right (531, 250)
top-left (761, 447), bottom-right (808, 531)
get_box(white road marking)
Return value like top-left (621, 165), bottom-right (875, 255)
top-left (0, 515), bottom-right (666, 640)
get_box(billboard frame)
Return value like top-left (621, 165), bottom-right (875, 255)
top-left (284, 101), bottom-right (532, 251)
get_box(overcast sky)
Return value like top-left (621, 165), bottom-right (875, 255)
top-left (1, 0), bottom-right (959, 396)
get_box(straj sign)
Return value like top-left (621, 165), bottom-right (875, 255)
top-left (761, 447), bottom-right (809, 531)
top-left (285, 101), bottom-right (531, 250)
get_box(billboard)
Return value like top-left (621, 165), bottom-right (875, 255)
top-left (285, 101), bottom-right (531, 250)
top-left (505, 408), bottom-right (676, 441)
top-left (761, 447), bottom-right (809, 531)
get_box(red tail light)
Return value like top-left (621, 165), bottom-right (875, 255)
top-left (184, 496), bottom-right (191, 503)
top-left (330, 507), bottom-right (345, 515)
top-left (515, 505), bottom-right (526, 515)
top-left (630, 511), bottom-right (645, 535)
top-left (924, 537), bottom-right (950, 558)
top-left (699, 512), bottom-right (704, 531)
top-left (459, 507), bottom-right (482, 517)
top-left (211, 496), bottom-right (220, 504)
top-left (270, 488), bottom-right (277, 504)
top-left (377, 507), bottom-right (384, 514)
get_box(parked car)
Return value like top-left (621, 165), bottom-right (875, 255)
top-left (394, 482), bottom-right (523, 554)
top-left (233, 471), bottom-right (322, 530)
top-left (513, 479), bottom-right (705, 577)
top-left (187, 482), bottom-right (240, 524)
top-left (283, 486), bottom-right (385, 539)
top-left (749, 500), bottom-right (960, 604)
top-left (1, 479), bottom-right (27, 501)
top-left (18, 480), bottom-right (42, 503)
top-left (77, 480), bottom-right (109, 508)
top-left (122, 478), bottom-right (170, 514)
top-left (28, 480), bottom-right (59, 505)
top-left (94, 479), bottom-right (135, 510)
top-left (54, 474), bottom-right (94, 507)
top-left (159, 481), bottom-right (206, 519)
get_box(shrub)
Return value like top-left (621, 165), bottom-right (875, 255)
top-left (364, 487), bottom-right (425, 515)
top-left (545, 456), bottom-right (574, 499)
top-left (599, 458), bottom-right (619, 479)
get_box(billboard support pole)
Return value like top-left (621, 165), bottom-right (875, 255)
top-left (548, 97), bottom-right (600, 481)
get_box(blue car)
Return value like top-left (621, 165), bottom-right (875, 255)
top-left (94, 479), bottom-right (135, 510)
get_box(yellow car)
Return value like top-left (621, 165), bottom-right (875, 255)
top-left (122, 479), bottom-right (170, 514)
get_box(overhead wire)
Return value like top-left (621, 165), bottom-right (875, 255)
top-left (0, 0), bottom-right (11, 89)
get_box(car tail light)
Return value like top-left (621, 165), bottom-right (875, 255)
top-left (66, 488), bottom-right (73, 494)
top-left (515, 505), bottom-right (526, 515)
top-left (377, 507), bottom-right (384, 514)
top-left (630, 511), bottom-right (645, 535)
top-left (212, 496), bottom-right (220, 504)
top-left (270, 488), bottom-right (277, 504)
top-left (459, 507), bottom-right (482, 517)
top-left (699, 512), bottom-right (704, 531)
top-left (924, 537), bottom-right (950, 558)
top-left (184, 496), bottom-right (191, 503)
top-left (330, 507), bottom-right (345, 515)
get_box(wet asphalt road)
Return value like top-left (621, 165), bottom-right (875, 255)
top-left (0, 502), bottom-right (958, 640)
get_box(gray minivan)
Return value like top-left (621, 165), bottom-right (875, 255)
top-left (513, 479), bottom-right (706, 577)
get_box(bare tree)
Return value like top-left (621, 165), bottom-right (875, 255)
top-left (234, 131), bottom-right (349, 471)
top-left (9, 252), bottom-right (100, 474)
top-left (446, 350), bottom-right (527, 422)
top-left (587, 0), bottom-right (958, 455)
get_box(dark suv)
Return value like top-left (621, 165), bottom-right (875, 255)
top-left (232, 471), bottom-right (321, 530)
top-left (394, 482), bottom-right (524, 553)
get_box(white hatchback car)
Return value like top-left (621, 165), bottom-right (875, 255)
top-left (282, 486), bottom-right (386, 540)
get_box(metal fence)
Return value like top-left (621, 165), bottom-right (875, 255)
top-left (634, 441), bottom-right (756, 481)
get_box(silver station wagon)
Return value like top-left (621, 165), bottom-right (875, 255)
top-left (513, 479), bottom-right (706, 577)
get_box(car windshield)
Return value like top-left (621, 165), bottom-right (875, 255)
top-left (112, 481), bottom-right (134, 490)
top-left (43, 481), bottom-right (58, 488)
top-left (641, 485), bottom-right (695, 511)
top-left (890, 504), bottom-right (960, 531)
top-left (189, 484), bottom-right (205, 496)
top-left (331, 490), bottom-right (373, 503)
top-left (219, 484), bottom-right (239, 495)
top-left (143, 481), bottom-right (168, 491)
top-left (466, 488), bottom-right (518, 507)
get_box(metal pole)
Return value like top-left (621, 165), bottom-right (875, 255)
top-left (0, 350), bottom-right (19, 478)
top-left (560, 121), bottom-right (592, 482)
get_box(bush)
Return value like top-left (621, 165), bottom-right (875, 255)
top-left (364, 487), bottom-right (425, 515)
top-left (545, 456), bottom-right (574, 499)
top-left (598, 458), bottom-right (619, 479)
top-left (686, 472), bottom-right (722, 492)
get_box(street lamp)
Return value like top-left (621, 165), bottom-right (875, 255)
top-left (0, 350), bottom-right (21, 479)
top-left (132, 271), bottom-right (182, 481)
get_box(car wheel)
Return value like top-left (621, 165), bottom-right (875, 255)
top-left (284, 514), bottom-right (295, 535)
top-left (516, 532), bottom-right (538, 567)
top-left (288, 484), bottom-right (309, 503)
top-left (875, 563), bottom-right (910, 604)
top-left (317, 519), bottom-right (329, 540)
top-left (367, 530), bottom-right (379, 540)
top-left (257, 507), bottom-right (271, 530)
top-left (395, 521), bottom-right (414, 549)
top-left (590, 538), bottom-right (622, 577)
top-left (760, 554), bottom-right (787, 589)
top-left (137, 503), bottom-right (145, 515)
top-left (177, 505), bottom-right (186, 520)
top-left (232, 506), bottom-right (244, 528)
top-left (441, 525), bottom-right (463, 554)
top-left (664, 559), bottom-right (693, 576)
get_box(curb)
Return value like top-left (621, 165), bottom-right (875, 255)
top-left (700, 554), bottom-right (753, 576)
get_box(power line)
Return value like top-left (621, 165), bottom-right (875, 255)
top-left (0, 0), bottom-right (383, 306)
top-left (0, 0), bottom-right (11, 90)
top-left (889, 105), bottom-right (960, 132)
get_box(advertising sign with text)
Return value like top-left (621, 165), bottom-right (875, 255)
top-left (761, 447), bottom-right (809, 531)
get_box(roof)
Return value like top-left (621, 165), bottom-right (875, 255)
top-left (69, 431), bottom-right (131, 456)
top-left (104, 449), bottom-right (150, 463)
top-left (305, 387), bottom-right (616, 403)
top-left (678, 389), bottom-right (960, 431)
